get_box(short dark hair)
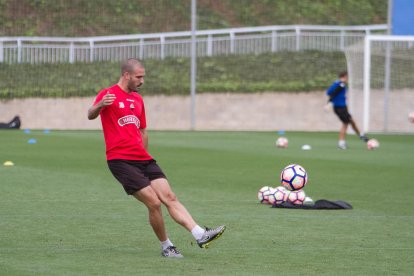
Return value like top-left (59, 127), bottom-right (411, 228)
top-left (121, 58), bottom-right (144, 75)
top-left (338, 71), bottom-right (348, 78)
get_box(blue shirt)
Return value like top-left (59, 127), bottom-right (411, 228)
top-left (326, 80), bottom-right (347, 107)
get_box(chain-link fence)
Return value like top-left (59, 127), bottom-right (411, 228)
top-left (0, 1), bottom-right (390, 131)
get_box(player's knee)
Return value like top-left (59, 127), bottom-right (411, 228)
top-left (163, 192), bottom-right (178, 205)
top-left (146, 196), bottom-right (162, 211)
top-left (166, 191), bottom-right (178, 202)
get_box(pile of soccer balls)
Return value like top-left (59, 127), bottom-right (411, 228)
top-left (258, 164), bottom-right (313, 206)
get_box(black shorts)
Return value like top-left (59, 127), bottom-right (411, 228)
top-left (334, 106), bottom-right (352, 124)
top-left (107, 159), bottom-right (166, 195)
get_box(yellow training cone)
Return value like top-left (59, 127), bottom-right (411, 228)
top-left (3, 161), bottom-right (14, 166)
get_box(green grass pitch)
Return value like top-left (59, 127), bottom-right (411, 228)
top-left (0, 130), bottom-right (413, 275)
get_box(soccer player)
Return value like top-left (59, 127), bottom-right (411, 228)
top-left (326, 71), bottom-right (368, 149)
top-left (88, 58), bottom-right (225, 258)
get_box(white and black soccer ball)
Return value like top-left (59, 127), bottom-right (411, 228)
top-left (280, 164), bottom-right (308, 191)
top-left (268, 186), bottom-right (290, 205)
top-left (408, 112), bottom-right (414, 123)
top-left (276, 137), bottom-right (289, 148)
top-left (367, 139), bottom-right (379, 150)
top-left (257, 186), bottom-right (274, 204)
top-left (287, 189), bottom-right (306, 205)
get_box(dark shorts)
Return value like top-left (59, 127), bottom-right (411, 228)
top-left (334, 106), bottom-right (352, 124)
top-left (107, 159), bottom-right (166, 195)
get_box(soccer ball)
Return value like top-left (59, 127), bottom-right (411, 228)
top-left (257, 186), bottom-right (274, 204)
top-left (409, 112), bottom-right (414, 123)
top-left (276, 186), bottom-right (291, 200)
top-left (367, 139), bottom-right (379, 150)
top-left (280, 164), bottom-right (308, 191)
top-left (268, 186), bottom-right (290, 205)
top-left (276, 137), bottom-right (288, 148)
top-left (287, 189), bottom-right (306, 205)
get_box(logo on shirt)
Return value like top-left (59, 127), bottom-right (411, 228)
top-left (118, 115), bottom-right (140, 128)
top-left (130, 103), bottom-right (135, 109)
top-left (119, 102), bottom-right (125, 108)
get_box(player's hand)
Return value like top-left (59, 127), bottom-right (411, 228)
top-left (101, 92), bottom-right (116, 106)
top-left (324, 102), bottom-right (333, 112)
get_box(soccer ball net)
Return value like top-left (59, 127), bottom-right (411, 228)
top-left (345, 36), bottom-right (414, 133)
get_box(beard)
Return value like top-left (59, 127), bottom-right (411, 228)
top-left (128, 82), bottom-right (142, 92)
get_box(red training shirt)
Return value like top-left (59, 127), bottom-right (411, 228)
top-left (93, 84), bottom-right (152, 161)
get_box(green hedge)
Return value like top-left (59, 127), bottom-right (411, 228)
top-left (0, 51), bottom-right (347, 98)
top-left (0, 0), bottom-right (387, 36)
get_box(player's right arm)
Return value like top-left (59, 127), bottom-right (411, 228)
top-left (88, 91), bottom-right (116, 120)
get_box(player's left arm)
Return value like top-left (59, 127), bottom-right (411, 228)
top-left (327, 82), bottom-right (345, 103)
top-left (140, 128), bottom-right (148, 150)
top-left (139, 98), bottom-right (148, 150)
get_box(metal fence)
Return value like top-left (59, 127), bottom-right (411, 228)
top-left (0, 24), bottom-right (387, 64)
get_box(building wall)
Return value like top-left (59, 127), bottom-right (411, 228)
top-left (0, 92), bottom-right (356, 131)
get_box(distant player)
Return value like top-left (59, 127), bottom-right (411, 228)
top-left (326, 71), bottom-right (368, 149)
top-left (88, 58), bottom-right (225, 258)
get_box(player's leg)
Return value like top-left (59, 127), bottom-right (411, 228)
top-left (339, 123), bottom-right (347, 141)
top-left (349, 118), bottom-right (369, 142)
top-left (334, 107), bottom-right (348, 149)
top-left (342, 107), bottom-right (369, 142)
top-left (107, 160), bottom-right (182, 257)
top-left (150, 177), bottom-right (226, 248)
top-left (150, 178), bottom-right (197, 231)
top-left (338, 123), bottom-right (348, 149)
top-left (133, 186), bottom-right (183, 258)
top-left (132, 186), bottom-right (167, 242)
top-left (349, 118), bottom-right (361, 136)
top-left (146, 160), bottom-right (226, 248)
